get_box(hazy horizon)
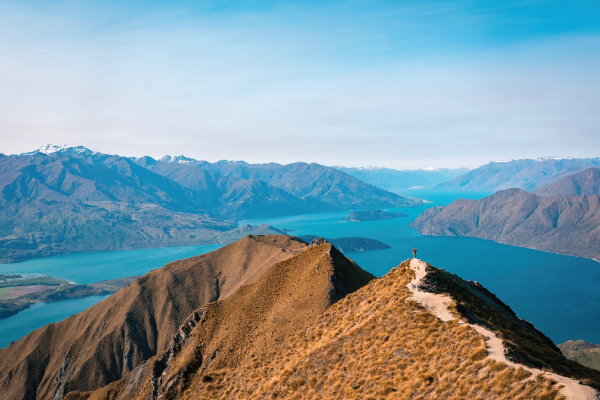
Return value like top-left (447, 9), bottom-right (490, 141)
top-left (1, 1), bottom-right (599, 168)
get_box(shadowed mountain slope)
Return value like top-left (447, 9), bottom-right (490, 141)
top-left (137, 159), bottom-right (335, 218)
top-left (166, 159), bottom-right (423, 209)
top-left (0, 152), bottom-right (209, 212)
top-left (535, 168), bottom-right (600, 197)
top-left (435, 157), bottom-right (600, 192)
top-left (66, 259), bottom-right (599, 400)
top-left (0, 150), bottom-right (235, 263)
top-left (2, 146), bottom-right (423, 262)
top-left (410, 189), bottom-right (600, 260)
top-left (0, 235), bottom-right (307, 400)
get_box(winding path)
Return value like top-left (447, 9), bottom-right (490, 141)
top-left (406, 258), bottom-right (599, 400)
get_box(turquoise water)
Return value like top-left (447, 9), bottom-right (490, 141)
top-left (1, 189), bottom-right (599, 347)
top-left (0, 244), bottom-right (223, 348)
top-left (240, 189), bottom-right (600, 346)
top-left (0, 244), bottom-right (223, 284)
top-left (0, 295), bottom-right (111, 347)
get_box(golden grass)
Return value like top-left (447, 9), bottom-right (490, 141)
top-left (421, 263), bottom-right (600, 389)
top-left (183, 260), bottom-right (566, 400)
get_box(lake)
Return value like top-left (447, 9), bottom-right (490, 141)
top-left (1, 189), bottom-right (599, 348)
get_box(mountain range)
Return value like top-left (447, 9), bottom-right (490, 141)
top-left (334, 166), bottom-right (470, 191)
top-left (435, 157), bottom-right (600, 192)
top-left (411, 168), bottom-right (600, 260)
top-left (0, 145), bottom-right (422, 263)
top-left (1, 235), bottom-right (598, 399)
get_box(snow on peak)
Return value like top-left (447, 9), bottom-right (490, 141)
top-left (21, 145), bottom-right (94, 156)
top-left (493, 156), bottom-right (574, 163)
top-left (532, 156), bottom-right (574, 162)
top-left (159, 155), bottom-right (199, 165)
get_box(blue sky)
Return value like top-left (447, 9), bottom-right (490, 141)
top-left (0, 0), bottom-right (599, 168)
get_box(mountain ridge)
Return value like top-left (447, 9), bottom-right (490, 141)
top-left (410, 188), bottom-right (600, 261)
top-left (435, 157), bottom-right (600, 192)
top-left (0, 146), bottom-right (422, 263)
top-left (58, 252), bottom-right (600, 400)
top-left (535, 167), bottom-right (600, 197)
top-left (0, 235), bottom-right (309, 400)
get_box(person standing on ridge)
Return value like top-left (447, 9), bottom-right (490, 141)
top-left (413, 247), bottom-right (417, 259)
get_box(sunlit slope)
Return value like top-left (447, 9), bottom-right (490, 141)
top-left (67, 256), bottom-right (599, 400)
top-left (0, 235), bottom-right (306, 400)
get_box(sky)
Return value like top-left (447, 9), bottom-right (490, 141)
top-left (0, 0), bottom-right (599, 169)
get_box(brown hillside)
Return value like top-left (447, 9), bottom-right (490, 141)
top-left (410, 188), bottom-right (600, 260)
top-left (64, 242), bottom-right (375, 400)
top-left (0, 235), bottom-right (307, 400)
top-left (535, 167), bottom-right (600, 197)
top-left (66, 259), bottom-right (599, 400)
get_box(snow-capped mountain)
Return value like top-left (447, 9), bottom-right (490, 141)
top-left (18, 145), bottom-right (96, 156)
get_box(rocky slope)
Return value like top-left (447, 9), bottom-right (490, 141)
top-left (63, 254), bottom-right (600, 400)
top-left (559, 341), bottom-right (600, 371)
top-left (435, 157), bottom-right (600, 192)
top-left (411, 188), bottom-right (600, 260)
top-left (0, 235), bottom-right (307, 400)
top-left (535, 168), bottom-right (600, 197)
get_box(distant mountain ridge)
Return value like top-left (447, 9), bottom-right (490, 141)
top-left (535, 167), bottom-right (600, 197)
top-left (435, 157), bottom-right (600, 192)
top-left (146, 155), bottom-right (423, 210)
top-left (334, 165), bottom-right (470, 191)
top-left (411, 171), bottom-right (600, 260)
top-left (0, 145), bottom-right (422, 263)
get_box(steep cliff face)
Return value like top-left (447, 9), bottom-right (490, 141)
top-left (0, 236), bottom-right (307, 400)
top-left (410, 188), bottom-right (600, 260)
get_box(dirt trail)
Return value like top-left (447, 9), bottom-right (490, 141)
top-left (407, 258), bottom-right (599, 400)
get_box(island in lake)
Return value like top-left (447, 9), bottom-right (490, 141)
top-left (297, 235), bottom-right (391, 252)
top-left (342, 209), bottom-right (408, 222)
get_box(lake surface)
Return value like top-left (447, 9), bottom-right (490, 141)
top-left (0, 244), bottom-right (222, 347)
top-left (240, 189), bottom-right (600, 346)
top-left (1, 189), bottom-right (599, 348)
top-left (0, 295), bottom-right (111, 347)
